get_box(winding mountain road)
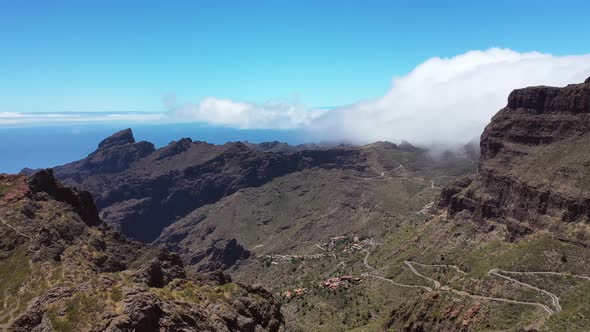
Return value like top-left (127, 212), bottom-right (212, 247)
top-left (448, 289), bottom-right (554, 314)
top-left (490, 268), bottom-right (562, 312)
top-left (498, 270), bottom-right (590, 282)
top-left (363, 250), bottom-right (375, 270)
top-left (362, 273), bottom-right (433, 292)
top-left (362, 250), bottom-right (432, 291)
top-left (404, 261), bottom-right (441, 289)
top-left (361, 250), bottom-right (590, 315)
top-left (408, 261), bottom-right (467, 275)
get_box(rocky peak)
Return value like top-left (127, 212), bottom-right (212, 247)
top-left (98, 128), bottom-right (136, 150)
top-left (481, 80), bottom-right (590, 161)
top-left (27, 169), bottom-right (101, 226)
top-left (398, 140), bottom-right (421, 152)
top-left (506, 83), bottom-right (589, 115)
top-left (222, 141), bottom-right (251, 154)
top-left (585, 76), bottom-right (590, 84)
top-left (52, 129), bottom-right (156, 176)
top-left (154, 138), bottom-right (193, 160)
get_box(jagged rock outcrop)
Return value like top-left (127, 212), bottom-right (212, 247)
top-left (182, 238), bottom-right (253, 272)
top-left (54, 128), bottom-right (155, 177)
top-left (438, 77), bottom-right (590, 236)
top-left (98, 128), bottom-right (135, 149)
top-left (0, 171), bottom-right (285, 331)
top-left (28, 169), bottom-right (101, 226)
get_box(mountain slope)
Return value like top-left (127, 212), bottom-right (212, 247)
top-left (153, 78), bottom-right (590, 331)
top-left (372, 77), bottom-right (590, 331)
top-left (156, 167), bottom-right (434, 272)
top-left (439, 77), bottom-right (590, 240)
top-left (47, 130), bottom-right (474, 244)
top-left (0, 170), bottom-right (284, 331)
top-left (49, 132), bottom-right (374, 242)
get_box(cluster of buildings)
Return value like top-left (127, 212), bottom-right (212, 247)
top-left (322, 235), bottom-right (377, 253)
top-left (282, 287), bottom-right (307, 299)
top-left (343, 237), bottom-right (376, 253)
top-left (322, 275), bottom-right (362, 290)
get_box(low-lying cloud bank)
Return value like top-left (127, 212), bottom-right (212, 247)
top-left (0, 112), bottom-right (162, 126)
top-left (4, 48), bottom-right (590, 148)
top-left (165, 48), bottom-right (590, 147)
top-left (310, 48), bottom-right (590, 146)
top-left (169, 97), bottom-right (325, 129)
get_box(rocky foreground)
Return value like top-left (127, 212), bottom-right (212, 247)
top-left (0, 170), bottom-right (284, 331)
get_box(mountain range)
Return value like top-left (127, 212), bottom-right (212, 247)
top-left (5, 76), bottom-right (590, 331)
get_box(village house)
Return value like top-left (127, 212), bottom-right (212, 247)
top-left (323, 275), bottom-right (362, 290)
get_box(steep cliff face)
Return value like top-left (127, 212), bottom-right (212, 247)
top-left (0, 171), bottom-right (284, 331)
top-left (439, 77), bottom-right (590, 237)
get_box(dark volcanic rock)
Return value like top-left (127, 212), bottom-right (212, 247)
top-left (98, 128), bottom-right (135, 149)
top-left (28, 169), bottom-right (101, 227)
top-left (53, 135), bottom-right (369, 242)
top-left (244, 141), bottom-right (323, 153)
top-left (186, 238), bottom-right (253, 272)
top-left (133, 250), bottom-right (186, 287)
top-left (105, 289), bottom-right (164, 332)
top-left (54, 128), bottom-right (155, 177)
top-left (439, 77), bottom-right (590, 234)
top-left (154, 137), bottom-right (193, 160)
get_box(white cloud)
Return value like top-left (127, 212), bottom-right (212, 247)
top-left (168, 97), bottom-right (325, 129)
top-left (311, 48), bottom-right (590, 146)
top-left (0, 112), bottom-right (162, 126)
top-left (3, 48), bottom-right (589, 146)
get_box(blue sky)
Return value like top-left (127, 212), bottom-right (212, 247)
top-left (2, 0), bottom-right (590, 173)
top-left (1, 0), bottom-right (590, 113)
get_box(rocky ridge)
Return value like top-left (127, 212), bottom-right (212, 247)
top-left (438, 77), bottom-right (590, 240)
top-left (47, 132), bottom-right (374, 242)
top-left (0, 171), bottom-right (284, 331)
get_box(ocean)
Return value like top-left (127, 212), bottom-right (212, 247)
top-left (0, 123), bottom-right (307, 174)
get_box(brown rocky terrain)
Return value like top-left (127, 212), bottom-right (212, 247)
top-left (0, 170), bottom-right (284, 331)
top-left (438, 77), bottom-right (590, 242)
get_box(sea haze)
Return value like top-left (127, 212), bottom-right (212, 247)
top-left (0, 123), bottom-right (307, 174)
